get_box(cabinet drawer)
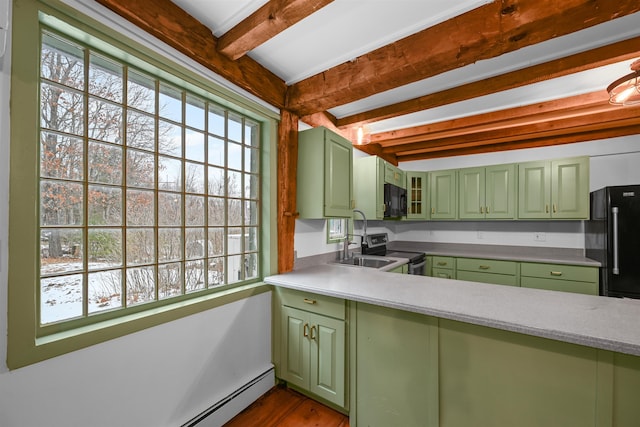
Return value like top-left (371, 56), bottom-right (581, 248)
top-left (457, 270), bottom-right (518, 287)
top-left (278, 288), bottom-right (345, 320)
top-left (520, 263), bottom-right (598, 283)
top-left (432, 256), bottom-right (455, 269)
top-left (456, 258), bottom-right (517, 275)
top-left (432, 267), bottom-right (454, 279)
top-left (521, 277), bottom-right (598, 295)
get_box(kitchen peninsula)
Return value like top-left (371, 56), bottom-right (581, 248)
top-left (266, 264), bottom-right (640, 426)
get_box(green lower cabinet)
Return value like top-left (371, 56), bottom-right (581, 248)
top-left (432, 267), bottom-right (455, 279)
top-left (280, 306), bottom-right (346, 407)
top-left (520, 262), bottom-right (598, 295)
top-left (354, 303), bottom-right (438, 427)
top-left (455, 257), bottom-right (519, 287)
top-left (388, 264), bottom-right (408, 274)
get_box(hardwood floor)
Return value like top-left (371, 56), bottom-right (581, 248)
top-left (224, 385), bottom-right (349, 427)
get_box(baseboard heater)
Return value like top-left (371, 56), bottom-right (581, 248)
top-left (182, 366), bottom-right (275, 427)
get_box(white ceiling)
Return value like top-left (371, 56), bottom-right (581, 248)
top-left (170, 0), bottom-right (640, 134)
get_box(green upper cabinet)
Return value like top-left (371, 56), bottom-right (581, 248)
top-left (405, 171), bottom-right (429, 220)
top-left (518, 157), bottom-right (589, 219)
top-left (297, 127), bottom-right (353, 218)
top-left (459, 164), bottom-right (516, 220)
top-left (430, 169), bottom-right (457, 219)
top-left (354, 156), bottom-right (404, 220)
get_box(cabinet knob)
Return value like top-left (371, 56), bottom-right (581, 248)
top-left (303, 323), bottom-right (309, 337)
top-left (479, 265), bottom-right (490, 270)
top-left (437, 262), bottom-right (448, 266)
top-left (303, 298), bottom-right (317, 305)
top-left (553, 203), bottom-right (557, 213)
top-left (546, 204), bottom-right (549, 213)
top-left (310, 325), bottom-right (317, 341)
top-left (431, 207), bottom-right (435, 215)
top-left (486, 206), bottom-right (490, 214)
top-left (480, 206), bottom-right (483, 214)
top-left (550, 271), bottom-right (563, 276)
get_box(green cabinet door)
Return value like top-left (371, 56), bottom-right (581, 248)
top-left (308, 312), bottom-right (346, 406)
top-left (384, 162), bottom-right (405, 186)
top-left (551, 157), bottom-right (589, 219)
top-left (485, 164), bottom-right (516, 219)
top-left (325, 132), bottom-right (354, 217)
top-left (297, 127), bottom-right (353, 218)
top-left (405, 171), bottom-right (429, 220)
top-left (459, 167), bottom-right (485, 219)
top-left (518, 160), bottom-right (551, 219)
top-left (280, 306), bottom-right (346, 407)
top-left (518, 157), bottom-right (589, 219)
top-left (430, 169), bottom-right (457, 219)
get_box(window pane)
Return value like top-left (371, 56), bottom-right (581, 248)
top-left (126, 228), bottom-right (155, 265)
top-left (228, 227), bottom-right (242, 255)
top-left (245, 121), bottom-right (259, 147)
top-left (185, 162), bottom-right (205, 194)
top-left (126, 266), bottom-right (156, 306)
top-left (89, 141), bottom-right (122, 184)
top-left (159, 262), bottom-right (182, 299)
top-left (158, 228), bottom-right (182, 262)
top-left (186, 195), bottom-right (205, 226)
top-left (228, 142), bottom-right (242, 171)
top-left (208, 257), bottom-right (224, 287)
top-left (40, 132), bottom-right (84, 180)
top-left (126, 150), bottom-right (155, 188)
top-left (185, 260), bottom-right (205, 293)
top-left (158, 156), bottom-right (182, 192)
top-left (208, 227), bottom-right (224, 256)
top-left (126, 110), bottom-right (156, 150)
top-left (88, 185), bottom-right (122, 226)
top-left (89, 53), bottom-right (123, 103)
top-left (185, 96), bottom-right (205, 130)
top-left (128, 70), bottom-right (155, 114)
top-left (40, 180), bottom-right (83, 226)
top-left (208, 135), bottom-right (225, 166)
top-left (245, 174), bottom-right (259, 200)
top-left (88, 228), bottom-right (122, 269)
top-left (88, 97), bottom-right (123, 143)
top-left (228, 114), bottom-right (242, 143)
top-left (185, 129), bottom-right (205, 162)
top-left (88, 269), bottom-right (122, 314)
top-left (208, 105), bottom-right (225, 137)
top-left (158, 192), bottom-right (182, 226)
top-left (41, 33), bottom-right (84, 90)
top-left (41, 83), bottom-right (84, 136)
top-left (41, 273), bottom-right (83, 324)
top-left (159, 83), bottom-right (182, 123)
top-left (228, 255), bottom-right (243, 284)
top-left (158, 120), bottom-right (182, 157)
top-left (245, 201), bottom-right (258, 225)
top-left (245, 227), bottom-right (259, 252)
top-left (208, 166), bottom-right (225, 196)
top-left (126, 189), bottom-right (155, 226)
top-left (245, 253), bottom-right (258, 280)
top-left (228, 170), bottom-right (242, 198)
top-left (208, 197), bottom-right (225, 226)
top-left (228, 199), bottom-right (242, 226)
top-left (244, 147), bottom-right (258, 173)
top-left (40, 228), bottom-right (83, 275)
top-left (185, 228), bottom-right (205, 259)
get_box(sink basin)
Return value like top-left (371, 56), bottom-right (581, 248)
top-left (333, 255), bottom-right (397, 269)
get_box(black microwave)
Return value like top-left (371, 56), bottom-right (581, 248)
top-left (383, 183), bottom-right (407, 218)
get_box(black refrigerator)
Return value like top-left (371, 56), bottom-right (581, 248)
top-left (586, 185), bottom-right (640, 298)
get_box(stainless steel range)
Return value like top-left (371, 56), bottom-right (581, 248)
top-left (361, 233), bottom-right (427, 275)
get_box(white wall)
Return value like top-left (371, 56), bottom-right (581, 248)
top-left (0, 1), bottom-right (273, 426)
top-left (295, 136), bottom-right (640, 256)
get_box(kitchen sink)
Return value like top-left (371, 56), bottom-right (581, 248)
top-left (333, 255), bottom-right (398, 269)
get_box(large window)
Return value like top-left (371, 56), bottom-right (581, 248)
top-left (38, 31), bottom-right (261, 326)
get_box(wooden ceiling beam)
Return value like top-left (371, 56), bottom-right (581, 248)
top-left (286, 0), bottom-right (640, 116)
top-left (218, 0), bottom-right (335, 60)
top-left (386, 108), bottom-right (640, 156)
top-left (94, 0), bottom-right (287, 109)
top-left (339, 38), bottom-right (640, 129)
top-left (396, 124), bottom-right (640, 162)
top-left (375, 92), bottom-right (610, 146)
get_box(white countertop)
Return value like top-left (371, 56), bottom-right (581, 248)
top-left (265, 264), bottom-right (640, 356)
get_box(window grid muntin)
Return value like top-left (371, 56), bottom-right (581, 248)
top-left (38, 29), bottom-right (260, 328)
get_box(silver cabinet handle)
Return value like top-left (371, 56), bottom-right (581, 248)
top-left (613, 207), bottom-right (619, 275)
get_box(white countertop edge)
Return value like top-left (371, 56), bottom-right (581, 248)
top-left (265, 264), bottom-right (640, 357)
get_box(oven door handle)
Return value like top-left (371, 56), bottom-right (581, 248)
top-left (408, 259), bottom-right (426, 274)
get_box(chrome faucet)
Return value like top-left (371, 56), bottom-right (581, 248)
top-left (341, 209), bottom-right (369, 261)
top-left (353, 209), bottom-right (368, 240)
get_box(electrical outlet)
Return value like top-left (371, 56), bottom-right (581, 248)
top-left (534, 232), bottom-right (546, 242)
top-left (477, 231), bottom-right (485, 239)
